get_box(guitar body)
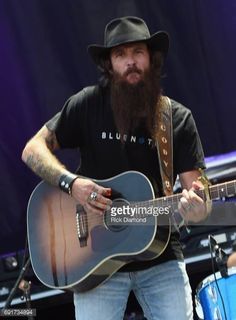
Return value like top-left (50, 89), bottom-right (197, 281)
top-left (27, 171), bottom-right (171, 292)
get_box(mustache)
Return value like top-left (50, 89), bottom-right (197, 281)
top-left (124, 66), bottom-right (142, 77)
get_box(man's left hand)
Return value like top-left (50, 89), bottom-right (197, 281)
top-left (178, 180), bottom-right (210, 223)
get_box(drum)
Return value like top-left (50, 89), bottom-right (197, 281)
top-left (196, 268), bottom-right (236, 320)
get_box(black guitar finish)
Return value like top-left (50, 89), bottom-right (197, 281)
top-left (27, 171), bottom-right (171, 292)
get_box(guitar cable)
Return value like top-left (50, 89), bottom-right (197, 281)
top-left (208, 235), bottom-right (227, 320)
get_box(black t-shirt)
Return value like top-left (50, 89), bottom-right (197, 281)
top-left (46, 85), bottom-right (205, 271)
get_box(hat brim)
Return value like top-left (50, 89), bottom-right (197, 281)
top-left (88, 31), bottom-right (169, 67)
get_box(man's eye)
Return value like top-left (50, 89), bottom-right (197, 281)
top-left (115, 51), bottom-right (123, 57)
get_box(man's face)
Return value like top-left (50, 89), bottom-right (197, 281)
top-left (110, 42), bottom-right (150, 85)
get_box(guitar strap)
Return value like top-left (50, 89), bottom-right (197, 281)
top-left (157, 98), bottom-right (204, 231)
top-left (156, 96), bottom-right (173, 197)
top-left (156, 97), bottom-right (183, 231)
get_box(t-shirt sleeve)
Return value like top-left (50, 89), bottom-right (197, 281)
top-left (46, 90), bottom-right (86, 149)
top-left (172, 100), bottom-right (205, 175)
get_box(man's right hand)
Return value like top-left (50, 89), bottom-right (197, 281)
top-left (71, 178), bottom-right (112, 215)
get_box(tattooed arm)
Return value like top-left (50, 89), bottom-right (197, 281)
top-left (22, 125), bottom-right (112, 214)
top-left (22, 125), bottom-right (68, 186)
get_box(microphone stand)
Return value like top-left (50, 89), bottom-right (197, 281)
top-left (1, 257), bottom-right (34, 319)
top-left (215, 246), bottom-right (228, 278)
top-left (209, 235), bottom-right (228, 278)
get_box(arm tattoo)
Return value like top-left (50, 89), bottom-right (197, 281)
top-left (24, 130), bottom-right (66, 186)
top-left (25, 154), bottom-right (64, 186)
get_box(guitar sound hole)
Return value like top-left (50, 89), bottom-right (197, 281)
top-left (103, 198), bottom-right (129, 232)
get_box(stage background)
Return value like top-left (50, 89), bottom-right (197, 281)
top-left (0, 0), bottom-right (236, 256)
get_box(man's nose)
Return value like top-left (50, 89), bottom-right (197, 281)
top-left (126, 55), bottom-right (136, 67)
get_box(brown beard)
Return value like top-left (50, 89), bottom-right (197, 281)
top-left (110, 65), bottom-right (162, 140)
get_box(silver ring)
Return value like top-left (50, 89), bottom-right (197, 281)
top-left (89, 191), bottom-right (98, 201)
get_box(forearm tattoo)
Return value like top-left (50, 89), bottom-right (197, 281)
top-left (25, 130), bottom-right (65, 186)
top-left (25, 154), bottom-right (63, 186)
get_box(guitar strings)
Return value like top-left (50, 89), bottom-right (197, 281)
top-left (64, 180), bottom-right (236, 225)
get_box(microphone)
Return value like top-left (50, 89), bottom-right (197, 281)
top-left (208, 235), bottom-right (228, 277)
top-left (227, 239), bottom-right (236, 268)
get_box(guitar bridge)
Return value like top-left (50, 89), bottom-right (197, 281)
top-left (76, 205), bottom-right (88, 247)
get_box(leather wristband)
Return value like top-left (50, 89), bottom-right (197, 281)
top-left (58, 173), bottom-right (79, 196)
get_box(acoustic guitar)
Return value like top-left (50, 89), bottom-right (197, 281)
top-left (27, 170), bottom-right (236, 292)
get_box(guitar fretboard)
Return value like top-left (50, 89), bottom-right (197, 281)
top-left (133, 180), bottom-right (236, 210)
top-left (209, 180), bottom-right (236, 199)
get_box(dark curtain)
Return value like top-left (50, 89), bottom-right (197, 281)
top-left (0, 0), bottom-right (236, 254)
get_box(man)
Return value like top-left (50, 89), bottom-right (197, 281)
top-left (22, 16), bottom-right (210, 320)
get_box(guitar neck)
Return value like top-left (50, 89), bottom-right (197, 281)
top-left (208, 180), bottom-right (236, 200)
top-left (136, 179), bottom-right (236, 210)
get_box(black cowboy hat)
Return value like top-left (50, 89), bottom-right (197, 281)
top-left (88, 16), bottom-right (169, 66)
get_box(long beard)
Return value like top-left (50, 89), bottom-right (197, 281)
top-left (110, 66), bottom-right (162, 140)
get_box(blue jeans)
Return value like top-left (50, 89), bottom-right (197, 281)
top-left (74, 260), bottom-right (193, 320)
